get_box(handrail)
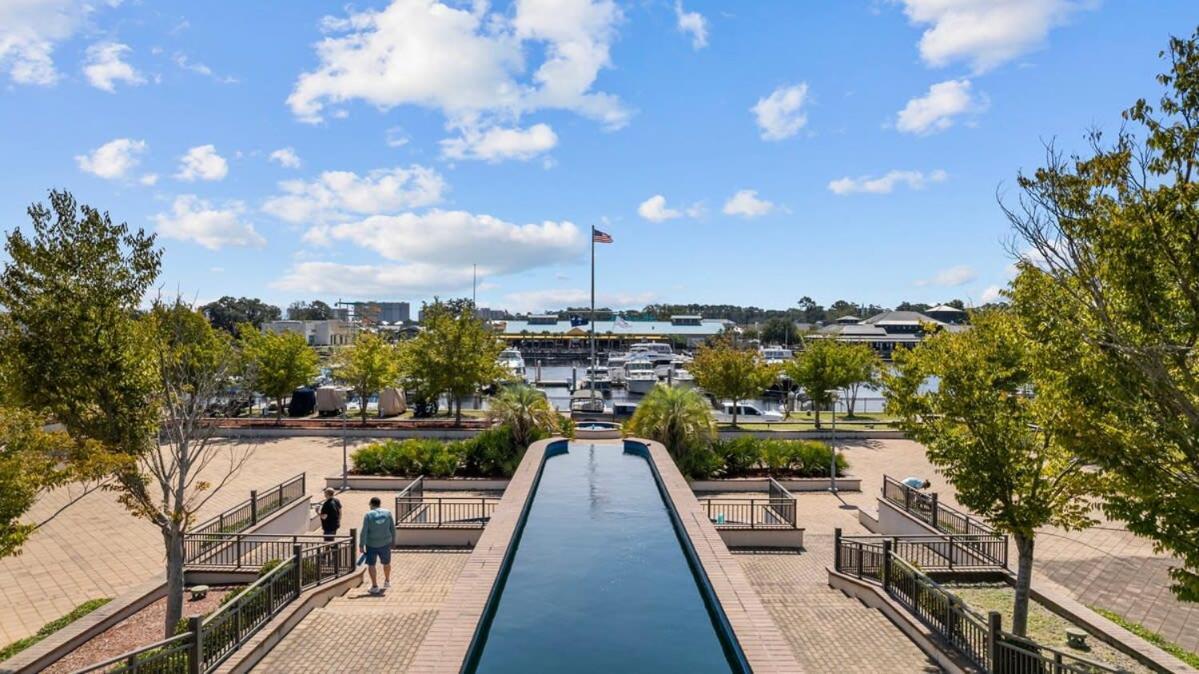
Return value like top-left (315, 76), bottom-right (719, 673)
top-left (882, 475), bottom-right (995, 537)
top-left (72, 632), bottom-right (192, 673)
top-left (395, 495), bottom-right (498, 529)
top-left (190, 473), bottom-right (307, 537)
top-left (700, 478), bottom-right (798, 530)
top-left (836, 532), bottom-right (1007, 573)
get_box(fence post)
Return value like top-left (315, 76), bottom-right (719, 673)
top-left (236, 534), bottom-right (243, 571)
top-left (947, 534), bottom-right (954, 572)
top-left (929, 492), bottom-right (939, 528)
top-left (987, 610), bottom-right (1002, 669)
top-left (903, 483), bottom-right (912, 512)
top-left (293, 544), bottom-right (303, 595)
top-left (833, 528), bottom-right (842, 571)
top-left (882, 539), bottom-right (892, 592)
top-left (278, 483), bottom-right (284, 508)
top-left (301, 473), bottom-right (306, 496)
top-left (250, 490), bottom-right (258, 525)
top-left (350, 529), bottom-right (357, 566)
top-left (188, 616), bottom-right (203, 674)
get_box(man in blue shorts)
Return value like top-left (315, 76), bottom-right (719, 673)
top-left (359, 496), bottom-right (395, 595)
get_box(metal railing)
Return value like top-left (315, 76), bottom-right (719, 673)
top-left (183, 532), bottom-right (348, 571)
top-left (883, 475), bottom-right (994, 537)
top-left (76, 535), bottom-right (356, 674)
top-left (394, 496), bottom-right (498, 528)
top-left (836, 532), bottom-right (1007, 572)
top-left (395, 475), bottom-right (425, 523)
top-left (190, 473), bottom-right (306, 538)
top-left (833, 532), bottom-right (1124, 674)
top-left (699, 477), bottom-right (798, 530)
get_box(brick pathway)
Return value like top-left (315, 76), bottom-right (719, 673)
top-left (252, 551), bottom-right (468, 673)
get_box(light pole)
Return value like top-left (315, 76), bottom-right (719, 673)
top-left (341, 408), bottom-right (348, 491)
top-left (824, 389), bottom-right (839, 493)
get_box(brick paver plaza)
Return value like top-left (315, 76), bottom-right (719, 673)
top-left (3, 435), bottom-right (1196, 667)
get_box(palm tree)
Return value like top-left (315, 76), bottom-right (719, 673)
top-left (487, 384), bottom-right (561, 448)
top-left (627, 384), bottom-right (716, 466)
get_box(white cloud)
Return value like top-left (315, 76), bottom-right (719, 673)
top-left (75, 138), bottom-right (146, 179)
top-left (154, 195), bottom-right (265, 250)
top-left (637, 195), bottom-right (681, 222)
top-left (322, 210), bottom-right (584, 275)
top-left (980, 284), bottom-right (1005, 303)
top-left (722, 189), bottom-right (774, 218)
top-left (83, 42), bottom-right (144, 92)
top-left (139, 173), bottom-right (158, 186)
top-left (269, 147), bottom-right (302, 169)
top-left (273, 261), bottom-right (476, 297)
top-left (828, 169), bottom-right (948, 195)
top-left (0, 0), bottom-right (109, 86)
top-left (752, 83), bottom-right (810, 141)
top-left (441, 123), bottom-right (558, 162)
top-left (287, 0), bottom-right (629, 151)
top-left (896, 79), bottom-right (985, 135)
top-left (175, 145), bottom-right (229, 182)
top-left (503, 288), bottom-right (656, 314)
top-left (173, 53), bottom-right (237, 84)
top-left (262, 165), bottom-right (446, 225)
top-left (916, 265), bottom-right (977, 287)
top-left (895, 0), bottom-right (1094, 74)
top-left (385, 126), bottom-right (409, 148)
top-left (674, 1), bottom-right (708, 49)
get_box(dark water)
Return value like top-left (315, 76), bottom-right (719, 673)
top-left (467, 442), bottom-right (738, 674)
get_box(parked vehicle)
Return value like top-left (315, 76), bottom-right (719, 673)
top-left (286, 387), bottom-right (316, 417)
top-left (717, 402), bottom-right (784, 422)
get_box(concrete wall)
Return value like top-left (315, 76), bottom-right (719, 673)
top-left (717, 528), bottom-right (805, 549)
top-left (691, 477), bottom-right (861, 493)
top-left (325, 475), bottom-right (509, 491)
top-left (395, 528), bottom-right (483, 547)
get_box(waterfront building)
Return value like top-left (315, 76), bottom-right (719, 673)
top-left (494, 314), bottom-right (728, 357)
top-left (263, 319), bottom-right (358, 346)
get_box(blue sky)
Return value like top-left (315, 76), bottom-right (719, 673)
top-left (0, 0), bottom-right (1194, 314)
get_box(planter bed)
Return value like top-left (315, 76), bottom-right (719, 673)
top-left (41, 586), bottom-right (237, 674)
top-left (210, 417), bottom-right (493, 430)
top-left (327, 475), bottom-right (511, 491)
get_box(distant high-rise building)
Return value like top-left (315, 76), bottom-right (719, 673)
top-left (351, 301), bottom-right (411, 324)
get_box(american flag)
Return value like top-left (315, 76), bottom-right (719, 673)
top-left (592, 227), bottom-right (613, 244)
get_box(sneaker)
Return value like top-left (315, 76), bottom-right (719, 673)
top-left (383, 581), bottom-right (391, 590)
top-left (368, 586), bottom-right (382, 596)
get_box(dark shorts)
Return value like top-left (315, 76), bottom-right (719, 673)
top-left (322, 527), bottom-right (338, 541)
top-left (365, 545), bottom-right (391, 565)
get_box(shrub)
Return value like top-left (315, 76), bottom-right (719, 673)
top-left (351, 439), bottom-right (462, 477)
top-left (459, 425), bottom-right (522, 478)
top-left (714, 436), bottom-right (760, 475)
top-left (707, 438), bottom-right (848, 478)
top-left (0, 598), bottom-right (111, 661)
top-left (679, 445), bottom-right (724, 480)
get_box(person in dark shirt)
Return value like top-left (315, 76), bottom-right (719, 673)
top-left (319, 488), bottom-right (342, 541)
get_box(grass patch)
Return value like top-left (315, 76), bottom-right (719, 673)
top-left (1091, 606), bottom-right (1199, 669)
top-left (0, 597), bottom-right (111, 662)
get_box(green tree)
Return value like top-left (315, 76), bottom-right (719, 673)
top-left (1004, 29), bottom-right (1199, 601)
top-left (883, 311), bottom-right (1099, 636)
top-left (626, 385), bottom-right (716, 476)
top-left (241, 326), bottom-right (319, 421)
top-left (760, 317), bottom-right (795, 345)
top-left (487, 385), bottom-right (561, 449)
top-left (785, 339), bottom-right (859, 428)
top-left (287, 300), bottom-right (337, 320)
top-left (689, 338), bottom-right (777, 426)
top-left (200, 296), bottom-right (281, 334)
top-left (332, 332), bottom-right (399, 424)
top-left (839, 343), bottom-right (881, 417)
top-left (400, 300), bottom-right (505, 424)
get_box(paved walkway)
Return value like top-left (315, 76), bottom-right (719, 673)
top-left (252, 551), bottom-right (469, 673)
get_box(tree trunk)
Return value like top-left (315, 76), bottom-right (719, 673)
top-left (162, 525), bottom-right (186, 638)
top-left (1012, 533), bottom-right (1035, 637)
top-left (276, 396), bottom-right (284, 424)
top-left (455, 395), bottom-right (463, 425)
top-left (731, 398), bottom-right (738, 428)
top-left (847, 385), bottom-right (858, 417)
top-left (360, 388), bottom-right (368, 425)
top-left (814, 404), bottom-right (822, 430)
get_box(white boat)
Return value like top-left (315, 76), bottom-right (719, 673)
top-left (569, 389), bottom-right (606, 414)
top-left (669, 368), bottom-right (697, 389)
top-left (606, 352), bottom-right (630, 384)
top-left (580, 365), bottom-right (612, 391)
top-left (625, 358), bottom-right (658, 395)
top-left (759, 346), bottom-right (794, 365)
top-left (498, 348), bottom-right (526, 377)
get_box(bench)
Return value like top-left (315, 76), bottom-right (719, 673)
top-left (189, 585), bottom-right (210, 601)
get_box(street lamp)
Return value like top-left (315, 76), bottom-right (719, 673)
top-left (823, 389), bottom-right (839, 493)
top-left (341, 407), bottom-right (348, 491)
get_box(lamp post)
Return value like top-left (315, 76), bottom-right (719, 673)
top-left (341, 408), bottom-right (348, 491)
top-left (824, 389), bottom-right (839, 493)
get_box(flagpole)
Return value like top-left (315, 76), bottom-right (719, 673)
top-left (590, 227), bottom-right (596, 404)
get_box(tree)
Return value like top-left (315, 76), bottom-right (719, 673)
top-left (400, 300), bottom-right (505, 424)
top-left (287, 300), bottom-right (336, 320)
top-left (0, 408), bottom-right (118, 558)
top-left (626, 385), bottom-right (716, 475)
top-left (883, 310), bottom-right (1099, 636)
top-left (1003, 29), bottom-right (1199, 601)
top-left (840, 343), bottom-right (881, 417)
top-left (200, 296), bottom-right (281, 334)
top-left (760, 317), bottom-right (795, 345)
top-left (487, 385), bottom-right (561, 449)
top-left (332, 332), bottom-right (399, 424)
top-left (785, 339), bottom-right (859, 428)
top-left (0, 190), bottom-right (161, 548)
top-left (689, 338), bottom-right (777, 427)
top-left (125, 299), bottom-right (250, 637)
top-left (241, 326), bottom-right (319, 421)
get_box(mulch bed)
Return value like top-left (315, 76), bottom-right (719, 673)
top-left (43, 587), bottom-right (236, 674)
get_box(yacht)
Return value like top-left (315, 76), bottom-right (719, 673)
top-left (606, 352), bottom-right (630, 385)
top-left (580, 365), bottom-right (612, 392)
top-left (758, 346), bottom-right (794, 365)
top-left (624, 358), bottom-right (659, 395)
top-left (669, 368), bottom-right (697, 389)
top-left (569, 389), bottom-right (606, 414)
top-left (498, 348), bottom-right (526, 378)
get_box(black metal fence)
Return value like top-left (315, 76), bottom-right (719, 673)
top-left (833, 531), bottom-right (1123, 674)
top-left (190, 473), bottom-right (306, 538)
top-left (76, 535), bottom-right (355, 674)
top-left (394, 496), bottom-right (498, 528)
top-left (882, 475), bottom-right (994, 537)
top-left (698, 477), bottom-right (798, 530)
top-left (183, 532), bottom-right (346, 571)
top-left (395, 475), bottom-right (425, 523)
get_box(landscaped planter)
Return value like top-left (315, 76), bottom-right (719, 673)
top-left (717, 429), bottom-right (906, 440)
top-left (325, 475), bottom-right (510, 491)
top-left (690, 476), bottom-right (862, 493)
